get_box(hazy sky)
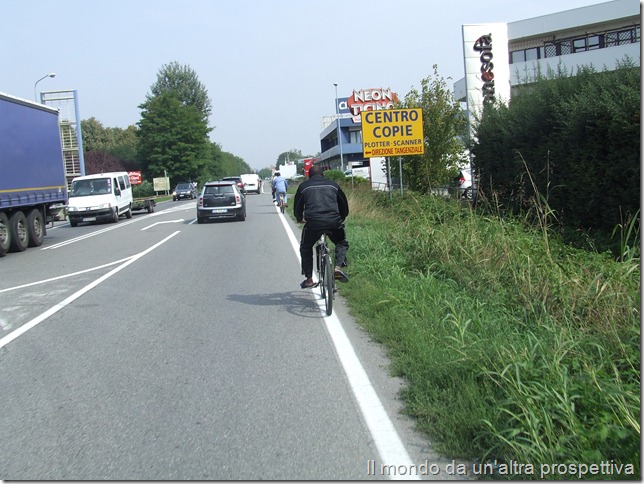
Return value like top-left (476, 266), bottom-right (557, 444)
top-left (2, 0), bottom-right (610, 170)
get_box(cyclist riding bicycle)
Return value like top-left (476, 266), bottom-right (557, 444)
top-left (294, 165), bottom-right (349, 289)
top-left (272, 172), bottom-right (288, 207)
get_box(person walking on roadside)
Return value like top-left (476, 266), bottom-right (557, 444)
top-left (294, 165), bottom-right (349, 289)
top-left (272, 172), bottom-right (288, 207)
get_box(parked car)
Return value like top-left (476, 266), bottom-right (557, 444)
top-left (456, 168), bottom-right (476, 201)
top-left (173, 182), bottom-right (197, 201)
top-left (197, 180), bottom-right (246, 223)
top-left (220, 176), bottom-right (246, 195)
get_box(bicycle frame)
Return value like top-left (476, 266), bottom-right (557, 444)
top-left (278, 192), bottom-right (285, 214)
top-left (315, 233), bottom-right (335, 316)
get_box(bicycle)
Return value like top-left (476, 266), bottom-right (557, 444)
top-left (315, 232), bottom-right (336, 316)
top-left (278, 192), bottom-right (285, 214)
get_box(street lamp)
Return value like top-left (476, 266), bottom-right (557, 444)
top-left (34, 72), bottom-right (56, 102)
top-left (334, 83), bottom-right (344, 172)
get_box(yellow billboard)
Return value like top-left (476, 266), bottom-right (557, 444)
top-left (361, 108), bottom-right (424, 157)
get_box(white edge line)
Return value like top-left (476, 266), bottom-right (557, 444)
top-left (279, 207), bottom-right (419, 480)
top-left (0, 231), bottom-right (180, 350)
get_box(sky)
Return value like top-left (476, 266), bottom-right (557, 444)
top-left (2, 0), bottom-right (614, 171)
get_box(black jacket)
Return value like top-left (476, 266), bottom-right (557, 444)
top-left (294, 175), bottom-right (349, 228)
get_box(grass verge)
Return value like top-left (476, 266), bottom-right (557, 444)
top-left (337, 186), bottom-right (640, 480)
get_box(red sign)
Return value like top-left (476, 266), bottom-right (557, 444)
top-left (303, 158), bottom-right (314, 177)
top-left (128, 171), bottom-right (142, 185)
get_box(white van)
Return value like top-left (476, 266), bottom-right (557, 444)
top-left (67, 172), bottom-right (133, 226)
top-left (240, 173), bottom-right (261, 194)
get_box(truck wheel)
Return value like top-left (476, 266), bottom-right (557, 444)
top-left (27, 208), bottom-right (45, 247)
top-left (9, 211), bottom-right (28, 252)
top-left (69, 218), bottom-right (78, 227)
top-left (0, 212), bottom-right (10, 257)
top-left (112, 208), bottom-right (119, 223)
top-left (125, 204), bottom-right (133, 219)
top-left (147, 203), bottom-right (155, 213)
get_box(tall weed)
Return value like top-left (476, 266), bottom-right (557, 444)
top-left (341, 188), bottom-right (640, 479)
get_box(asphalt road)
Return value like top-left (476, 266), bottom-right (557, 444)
top-left (0, 192), bottom-right (459, 480)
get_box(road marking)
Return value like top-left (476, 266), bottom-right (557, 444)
top-left (42, 203), bottom-right (192, 249)
top-left (0, 258), bottom-right (132, 293)
top-left (0, 232), bottom-right (180, 350)
top-left (141, 219), bottom-right (184, 231)
top-left (42, 219), bottom-right (139, 249)
top-left (278, 213), bottom-right (419, 480)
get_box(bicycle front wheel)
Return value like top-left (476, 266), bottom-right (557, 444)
top-left (323, 253), bottom-right (333, 316)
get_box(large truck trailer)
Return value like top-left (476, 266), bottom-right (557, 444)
top-left (0, 92), bottom-right (67, 257)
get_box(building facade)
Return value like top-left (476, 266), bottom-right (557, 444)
top-left (317, 0), bottom-right (640, 175)
top-left (455, 0), bottom-right (640, 129)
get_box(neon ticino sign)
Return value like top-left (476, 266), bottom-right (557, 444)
top-left (342, 88), bottom-right (398, 122)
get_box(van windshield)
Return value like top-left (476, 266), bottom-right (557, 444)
top-left (70, 178), bottom-right (111, 197)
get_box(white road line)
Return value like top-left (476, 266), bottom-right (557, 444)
top-left (42, 203), bottom-right (193, 250)
top-left (0, 232), bottom-right (180, 350)
top-left (278, 209), bottom-right (419, 480)
top-left (0, 257), bottom-right (132, 293)
top-left (141, 219), bottom-right (184, 231)
top-left (42, 219), bottom-right (139, 249)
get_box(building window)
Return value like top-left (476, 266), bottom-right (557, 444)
top-left (606, 26), bottom-right (640, 46)
top-left (544, 43), bottom-right (557, 58)
top-left (525, 47), bottom-right (539, 61)
top-left (509, 24), bottom-right (640, 65)
top-left (559, 40), bottom-right (572, 55)
top-left (349, 130), bottom-right (362, 144)
top-left (511, 50), bottom-right (525, 63)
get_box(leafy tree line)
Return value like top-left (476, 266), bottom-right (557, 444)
top-left (471, 58), bottom-right (640, 255)
top-left (80, 61), bottom-right (253, 187)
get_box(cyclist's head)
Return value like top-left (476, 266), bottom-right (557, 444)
top-left (274, 172), bottom-right (280, 177)
top-left (309, 165), bottom-right (324, 178)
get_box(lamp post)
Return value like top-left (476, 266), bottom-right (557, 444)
top-left (334, 83), bottom-right (344, 172)
top-left (34, 72), bottom-right (56, 102)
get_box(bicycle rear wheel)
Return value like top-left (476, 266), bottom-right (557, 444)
top-left (318, 252), bottom-right (326, 299)
top-left (323, 252), bottom-right (333, 316)
top-left (279, 194), bottom-right (285, 214)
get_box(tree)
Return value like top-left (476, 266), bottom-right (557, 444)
top-left (81, 118), bottom-right (139, 173)
top-left (396, 65), bottom-right (468, 194)
top-left (148, 61), bottom-right (212, 121)
top-left (276, 149), bottom-right (304, 169)
top-left (137, 92), bottom-right (210, 183)
top-left (137, 62), bottom-right (213, 184)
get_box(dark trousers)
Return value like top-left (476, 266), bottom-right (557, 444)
top-left (300, 224), bottom-right (349, 278)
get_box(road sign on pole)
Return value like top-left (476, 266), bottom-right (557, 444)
top-left (361, 108), bottom-right (424, 158)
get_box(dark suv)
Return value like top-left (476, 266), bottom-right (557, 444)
top-left (197, 181), bottom-right (246, 223)
top-left (173, 183), bottom-right (197, 201)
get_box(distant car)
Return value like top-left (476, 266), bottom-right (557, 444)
top-left (220, 176), bottom-right (246, 195)
top-left (240, 173), bottom-right (261, 194)
top-left (456, 168), bottom-right (476, 201)
top-left (173, 183), bottom-right (197, 201)
top-left (197, 180), bottom-right (246, 223)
